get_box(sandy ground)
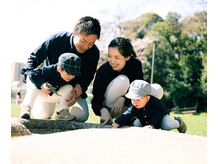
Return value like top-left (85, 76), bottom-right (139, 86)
top-left (11, 127), bottom-right (207, 164)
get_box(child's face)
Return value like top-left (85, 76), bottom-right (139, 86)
top-left (60, 70), bottom-right (75, 82)
top-left (131, 95), bottom-right (150, 109)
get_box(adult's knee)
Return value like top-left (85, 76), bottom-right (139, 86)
top-left (115, 75), bottom-right (130, 87)
top-left (105, 75), bottom-right (130, 105)
top-left (32, 102), bottom-right (55, 119)
top-left (69, 106), bottom-right (89, 122)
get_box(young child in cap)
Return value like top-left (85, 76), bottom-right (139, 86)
top-left (20, 53), bottom-right (81, 121)
top-left (113, 80), bottom-right (187, 133)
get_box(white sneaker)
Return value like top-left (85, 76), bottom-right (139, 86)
top-left (55, 109), bottom-right (76, 121)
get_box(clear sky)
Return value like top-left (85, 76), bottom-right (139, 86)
top-left (7, 0), bottom-right (206, 63)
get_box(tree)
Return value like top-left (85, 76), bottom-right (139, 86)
top-left (123, 11), bottom-right (207, 111)
top-left (122, 12), bottom-right (163, 40)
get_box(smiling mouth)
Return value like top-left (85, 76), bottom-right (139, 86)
top-left (110, 64), bottom-right (117, 68)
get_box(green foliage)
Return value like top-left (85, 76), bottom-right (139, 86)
top-left (136, 13), bottom-right (163, 39)
top-left (122, 10), bottom-right (207, 111)
top-left (181, 11), bottom-right (207, 35)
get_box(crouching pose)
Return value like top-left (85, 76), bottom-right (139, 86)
top-left (113, 80), bottom-right (187, 133)
top-left (20, 16), bottom-right (101, 122)
top-left (91, 37), bottom-right (144, 125)
top-left (20, 53), bottom-right (82, 121)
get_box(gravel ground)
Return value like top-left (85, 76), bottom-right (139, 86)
top-left (11, 127), bottom-right (207, 164)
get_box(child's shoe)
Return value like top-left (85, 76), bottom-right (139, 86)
top-left (55, 109), bottom-right (76, 121)
top-left (174, 117), bottom-right (187, 133)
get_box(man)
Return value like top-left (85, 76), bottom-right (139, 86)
top-left (21, 16), bottom-right (101, 122)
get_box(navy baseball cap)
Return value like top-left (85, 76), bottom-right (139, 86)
top-left (58, 53), bottom-right (81, 76)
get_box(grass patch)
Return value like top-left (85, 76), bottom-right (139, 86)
top-left (11, 103), bottom-right (100, 123)
top-left (11, 103), bottom-right (207, 137)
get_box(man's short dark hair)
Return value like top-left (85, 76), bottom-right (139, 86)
top-left (74, 16), bottom-right (101, 39)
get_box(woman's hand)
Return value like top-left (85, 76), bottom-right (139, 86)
top-left (100, 108), bottom-right (113, 125)
top-left (111, 97), bottom-right (125, 117)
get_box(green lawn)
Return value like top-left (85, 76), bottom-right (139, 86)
top-left (11, 103), bottom-right (207, 137)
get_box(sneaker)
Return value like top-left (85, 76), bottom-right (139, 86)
top-left (20, 105), bottom-right (31, 119)
top-left (174, 117), bottom-right (187, 133)
top-left (55, 109), bottom-right (76, 121)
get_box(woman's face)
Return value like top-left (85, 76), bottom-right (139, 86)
top-left (108, 47), bottom-right (130, 72)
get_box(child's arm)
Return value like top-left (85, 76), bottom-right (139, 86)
top-left (112, 123), bottom-right (120, 128)
top-left (45, 82), bottom-right (62, 97)
top-left (143, 125), bottom-right (155, 129)
top-left (114, 106), bottom-right (135, 128)
top-left (41, 83), bottom-right (52, 95)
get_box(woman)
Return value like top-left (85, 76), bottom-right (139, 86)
top-left (91, 37), bottom-right (144, 125)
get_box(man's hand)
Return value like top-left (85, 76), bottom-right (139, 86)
top-left (111, 97), bottom-right (125, 117)
top-left (100, 108), bottom-right (113, 125)
top-left (65, 90), bottom-right (77, 106)
top-left (65, 84), bottom-right (82, 107)
top-left (73, 84), bottom-right (82, 97)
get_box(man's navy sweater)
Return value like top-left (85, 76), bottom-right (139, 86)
top-left (22, 31), bottom-right (100, 98)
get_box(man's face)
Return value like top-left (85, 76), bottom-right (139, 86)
top-left (73, 33), bottom-right (98, 53)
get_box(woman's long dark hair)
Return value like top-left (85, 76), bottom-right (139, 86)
top-left (108, 37), bottom-right (137, 58)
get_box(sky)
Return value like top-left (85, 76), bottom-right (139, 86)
top-left (6, 0), bottom-right (206, 63)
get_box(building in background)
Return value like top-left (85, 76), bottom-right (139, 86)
top-left (11, 62), bottom-right (25, 82)
top-left (11, 62), bottom-right (26, 102)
